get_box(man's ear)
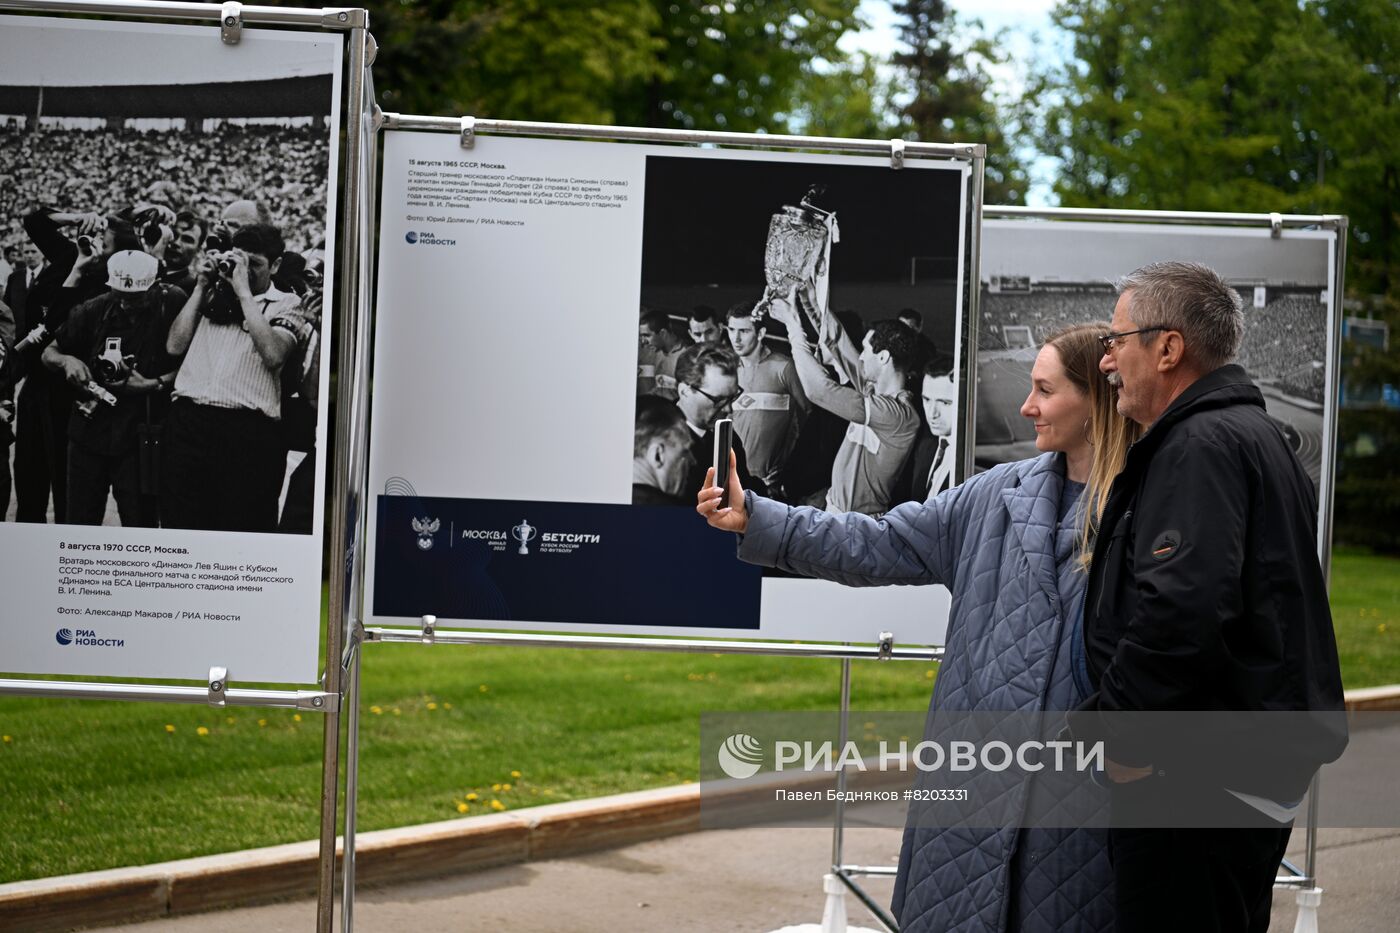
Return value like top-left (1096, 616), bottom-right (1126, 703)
top-left (647, 438), bottom-right (668, 469)
top-left (1157, 330), bottom-right (1186, 372)
top-left (269, 256), bottom-right (282, 277)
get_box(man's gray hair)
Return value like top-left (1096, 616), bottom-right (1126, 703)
top-left (1115, 261), bottom-right (1244, 372)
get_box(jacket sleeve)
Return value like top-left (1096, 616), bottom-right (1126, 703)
top-left (1089, 434), bottom-right (1247, 752)
top-left (735, 480), bottom-right (970, 588)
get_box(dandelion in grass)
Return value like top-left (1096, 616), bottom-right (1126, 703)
top-left (258, 719), bottom-right (268, 727)
top-left (197, 726), bottom-right (210, 737)
top-left (502, 783), bottom-right (512, 791)
top-left (293, 714), bottom-right (302, 722)
top-left (456, 802), bottom-right (469, 814)
top-left (427, 702), bottom-right (438, 711)
top-left (165, 724), bottom-right (176, 733)
top-left (393, 707), bottom-right (402, 715)
top-left (2, 735), bottom-right (11, 744)
top-left (466, 792), bottom-right (478, 802)
top-left (370, 706), bottom-right (383, 715)
top-left (926, 670), bottom-right (935, 679)
top-left (491, 783), bottom-right (502, 792)
top-left (510, 770), bottom-right (521, 778)
top-left (490, 799), bottom-right (505, 811)
top-left (443, 702), bottom-right (453, 710)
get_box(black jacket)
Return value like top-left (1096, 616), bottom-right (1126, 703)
top-left (1077, 365), bottom-right (1346, 797)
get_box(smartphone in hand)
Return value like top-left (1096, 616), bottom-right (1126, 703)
top-left (712, 418), bottom-right (733, 509)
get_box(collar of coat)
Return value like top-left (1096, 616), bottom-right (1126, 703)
top-left (1001, 452), bottom-right (1070, 607)
top-left (1128, 363), bottom-right (1265, 467)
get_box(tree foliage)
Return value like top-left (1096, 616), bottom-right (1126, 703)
top-left (888, 1), bottom-right (1030, 204)
top-left (362, 0), bottom-right (663, 123)
top-left (1037, 0), bottom-right (1397, 294)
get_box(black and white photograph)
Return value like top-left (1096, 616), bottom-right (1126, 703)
top-left (0, 15), bottom-right (340, 535)
top-left (975, 220), bottom-right (1333, 497)
top-left (633, 154), bottom-right (966, 521)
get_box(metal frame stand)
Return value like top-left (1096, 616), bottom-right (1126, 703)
top-left (0, 5), bottom-right (373, 933)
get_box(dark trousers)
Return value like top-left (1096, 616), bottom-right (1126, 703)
top-left (65, 441), bottom-right (156, 527)
top-left (14, 374), bottom-right (71, 522)
top-left (0, 439), bottom-right (11, 519)
top-left (162, 400), bottom-right (286, 533)
top-left (1110, 781), bottom-right (1291, 932)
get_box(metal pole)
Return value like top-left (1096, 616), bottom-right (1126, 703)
top-left (1320, 218), bottom-right (1349, 579)
top-left (1305, 771), bottom-right (1321, 885)
top-left (834, 870), bottom-right (900, 932)
top-left (317, 16), bottom-right (370, 933)
top-left (0, 678), bottom-right (335, 708)
top-left (381, 111), bottom-right (979, 163)
top-left (962, 154), bottom-right (986, 479)
top-left (984, 204), bottom-right (1346, 229)
top-left (364, 627), bottom-right (942, 661)
top-left (0, 0), bottom-right (360, 28)
top-left (831, 654), bottom-right (853, 870)
top-left (341, 635), bottom-right (362, 933)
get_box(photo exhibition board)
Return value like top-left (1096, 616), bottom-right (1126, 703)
top-left (977, 218), bottom-right (1338, 556)
top-left (0, 16), bottom-right (342, 683)
top-left (366, 130), bottom-right (974, 644)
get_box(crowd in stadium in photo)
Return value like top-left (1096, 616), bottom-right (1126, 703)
top-left (0, 118), bottom-right (331, 534)
top-left (632, 295), bottom-right (958, 519)
top-left (981, 283), bottom-right (1327, 404)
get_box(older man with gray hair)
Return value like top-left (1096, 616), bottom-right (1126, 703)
top-left (1076, 261), bottom-right (1346, 932)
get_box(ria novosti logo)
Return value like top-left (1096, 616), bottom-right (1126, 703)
top-left (404, 230), bottom-right (456, 246)
top-left (717, 733), bottom-right (764, 779)
top-left (54, 627), bottom-right (125, 648)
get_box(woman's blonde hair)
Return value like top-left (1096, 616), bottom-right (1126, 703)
top-left (1043, 323), bottom-right (1141, 569)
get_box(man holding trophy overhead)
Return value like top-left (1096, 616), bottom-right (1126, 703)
top-left (760, 190), bottom-right (921, 517)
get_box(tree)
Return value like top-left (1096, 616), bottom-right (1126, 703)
top-left (888, 1), bottom-right (1030, 204)
top-left (609, 0), bottom-right (865, 134)
top-left (361, 0), bottom-right (663, 123)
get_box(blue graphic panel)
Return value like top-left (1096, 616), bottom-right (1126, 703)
top-left (374, 496), bottom-right (762, 630)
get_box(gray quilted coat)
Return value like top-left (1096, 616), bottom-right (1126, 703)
top-left (738, 453), bottom-right (1114, 932)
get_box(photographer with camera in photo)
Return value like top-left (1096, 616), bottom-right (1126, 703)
top-left (40, 250), bottom-right (184, 526)
top-left (163, 222), bottom-right (307, 532)
top-left (11, 206), bottom-right (142, 524)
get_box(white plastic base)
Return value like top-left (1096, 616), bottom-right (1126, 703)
top-left (763, 874), bottom-right (883, 933)
top-left (1292, 887), bottom-right (1323, 933)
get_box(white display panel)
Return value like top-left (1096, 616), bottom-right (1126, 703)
top-left (977, 219), bottom-right (1337, 553)
top-left (366, 131), bottom-right (975, 645)
top-left (0, 16), bottom-right (342, 683)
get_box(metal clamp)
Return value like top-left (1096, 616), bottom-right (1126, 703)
top-left (889, 139), bottom-right (905, 170)
top-left (421, 614), bottom-right (437, 645)
top-left (1270, 212), bottom-right (1283, 239)
top-left (460, 116), bottom-right (476, 149)
top-left (219, 2), bottom-right (243, 45)
top-left (366, 31), bottom-right (379, 67)
top-left (208, 666), bottom-right (229, 707)
top-left (877, 631), bottom-right (894, 660)
top-left (371, 105), bottom-right (386, 133)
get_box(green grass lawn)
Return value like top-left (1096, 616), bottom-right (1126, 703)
top-left (2, 548), bottom-right (1397, 883)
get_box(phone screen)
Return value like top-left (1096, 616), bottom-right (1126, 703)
top-left (712, 418), bottom-right (733, 509)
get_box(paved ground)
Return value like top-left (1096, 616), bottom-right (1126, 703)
top-left (86, 824), bottom-right (1400, 933)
